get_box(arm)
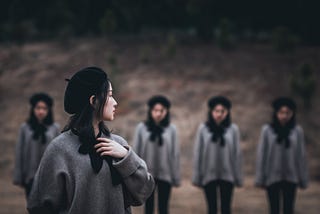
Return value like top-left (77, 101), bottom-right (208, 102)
top-left (97, 134), bottom-right (154, 206)
top-left (13, 125), bottom-right (25, 187)
top-left (27, 143), bottom-right (68, 213)
top-left (132, 124), bottom-right (143, 156)
top-left (296, 126), bottom-right (309, 189)
top-left (113, 147), bottom-right (155, 206)
top-left (192, 125), bottom-right (204, 187)
top-left (255, 126), bottom-right (268, 187)
top-left (171, 125), bottom-right (181, 187)
top-left (233, 125), bottom-right (243, 187)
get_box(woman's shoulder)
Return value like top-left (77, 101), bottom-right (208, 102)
top-left (261, 124), bottom-right (271, 132)
top-left (230, 123), bottom-right (239, 131)
top-left (52, 122), bottom-right (60, 129)
top-left (294, 124), bottom-right (304, 134)
top-left (168, 123), bottom-right (177, 131)
top-left (19, 122), bottom-right (29, 130)
top-left (46, 131), bottom-right (78, 153)
top-left (136, 122), bottom-right (147, 130)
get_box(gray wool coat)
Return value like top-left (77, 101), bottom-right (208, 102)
top-left (27, 130), bottom-right (155, 214)
top-left (255, 124), bottom-right (308, 188)
top-left (13, 122), bottom-right (60, 187)
top-left (192, 123), bottom-right (243, 187)
top-left (133, 123), bottom-right (181, 187)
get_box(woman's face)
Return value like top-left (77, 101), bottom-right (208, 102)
top-left (102, 83), bottom-right (118, 121)
top-left (34, 101), bottom-right (49, 122)
top-left (151, 103), bottom-right (168, 124)
top-left (211, 104), bottom-right (229, 125)
top-left (276, 106), bottom-right (293, 125)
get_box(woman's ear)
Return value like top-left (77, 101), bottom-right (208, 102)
top-left (89, 95), bottom-right (96, 107)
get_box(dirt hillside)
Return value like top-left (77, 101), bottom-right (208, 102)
top-left (0, 38), bottom-right (319, 214)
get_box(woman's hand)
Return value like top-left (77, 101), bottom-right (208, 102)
top-left (95, 138), bottom-right (128, 159)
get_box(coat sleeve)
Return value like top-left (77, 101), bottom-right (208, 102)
top-left (132, 124), bottom-right (143, 156)
top-left (255, 126), bottom-right (268, 187)
top-left (27, 143), bottom-right (68, 214)
top-left (192, 125), bottom-right (204, 187)
top-left (170, 125), bottom-right (181, 187)
top-left (13, 125), bottom-right (26, 187)
top-left (113, 146), bottom-right (155, 206)
top-left (296, 126), bottom-right (309, 189)
top-left (232, 125), bottom-right (243, 187)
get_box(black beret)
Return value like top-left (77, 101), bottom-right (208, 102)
top-left (272, 97), bottom-right (296, 111)
top-left (208, 96), bottom-right (232, 109)
top-left (148, 95), bottom-right (171, 109)
top-left (30, 93), bottom-right (53, 107)
top-left (64, 67), bottom-right (108, 114)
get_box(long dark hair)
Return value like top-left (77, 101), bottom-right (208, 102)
top-left (205, 96), bottom-right (232, 146)
top-left (145, 96), bottom-right (171, 145)
top-left (27, 93), bottom-right (54, 144)
top-left (63, 80), bottom-right (111, 143)
top-left (270, 104), bottom-right (296, 148)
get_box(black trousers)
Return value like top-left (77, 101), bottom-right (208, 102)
top-left (145, 179), bottom-right (172, 214)
top-left (266, 181), bottom-right (297, 214)
top-left (204, 180), bottom-right (234, 214)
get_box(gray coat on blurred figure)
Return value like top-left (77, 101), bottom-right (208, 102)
top-left (13, 122), bottom-right (60, 187)
top-left (133, 122), bottom-right (181, 187)
top-left (192, 123), bottom-right (243, 187)
top-left (255, 124), bottom-right (308, 188)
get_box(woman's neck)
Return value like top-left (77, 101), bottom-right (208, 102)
top-left (92, 119), bottom-right (100, 136)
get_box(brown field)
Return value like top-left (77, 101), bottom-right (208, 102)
top-left (1, 38), bottom-right (320, 213)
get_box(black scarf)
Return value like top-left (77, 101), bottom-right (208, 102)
top-left (148, 124), bottom-right (164, 146)
top-left (206, 117), bottom-right (230, 147)
top-left (271, 122), bottom-right (295, 148)
top-left (30, 123), bottom-right (47, 144)
top-left (74, 129), bottom-right (122, 185)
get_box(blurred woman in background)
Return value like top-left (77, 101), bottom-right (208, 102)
top-left (133, 95), bottom-right (181, 214)
top-left (13, 92), bottom-right (60, 198)
top-left (192, 96), bottom-right (243, 214)
top-left (255, 97), bottom-right (308, 214)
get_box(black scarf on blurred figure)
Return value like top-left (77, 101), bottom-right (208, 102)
top-left (146, 120), bottom-right (165, 146)
top-left (74, 129), bottom-right (122, 185)
top-left (271, 121), bottom-right (295, 148)
top-left (30, 123), bottom-right (47, 144)
top-left (206, 117), bottom-right (230, 147)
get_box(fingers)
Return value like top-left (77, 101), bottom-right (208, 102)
top-left (94, 137), bottom-right (128, 158)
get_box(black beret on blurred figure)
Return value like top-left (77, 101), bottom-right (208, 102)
top-left (272, 97), bottom-right (296, 111)
top-left (208, 96), bottom-right (232, 110)
top-left (64, 67), bottom-right (108, 114)
top-left (30, 93), bottom-right (53, 107)
top-left (148, 95), bottom-right (171, 109)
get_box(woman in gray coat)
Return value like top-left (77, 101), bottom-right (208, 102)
top-left (13, 93), bottom-right (60, 198)
top-left (27, 67), bottom-right (155, 214)
top-left (255, 97), bottom-right (308, 214)
top-left (133, 95), bottom-right (180, 214)
top-left (192, 96), bottom-right (243, 214)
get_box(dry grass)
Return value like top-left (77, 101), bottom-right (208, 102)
top-left (1, 38), bottom-right (320, 214)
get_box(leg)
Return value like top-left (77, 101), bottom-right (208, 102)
top-left (157, 180), bottom-right (172, 214)
top-left (204, 181), bottom-right (218, 214)
top-left (282, 181), bottom-right (297, 214)
top-left (267, 182), bottom-right (281, 214)
top-left (219, 180), bottom-right (234, 214)
top-left (145, 183), bottom-right (156, 214)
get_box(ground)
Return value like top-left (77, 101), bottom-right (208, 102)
top-left (0, 37), bottom-right (319, 213)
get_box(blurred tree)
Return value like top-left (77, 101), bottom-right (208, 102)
top-left (215, 18), bottom-right (236, 50)
top-left (272, 26), bottom-right (299, 53)
top-left (290, 63), bottom-right (316, 109)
